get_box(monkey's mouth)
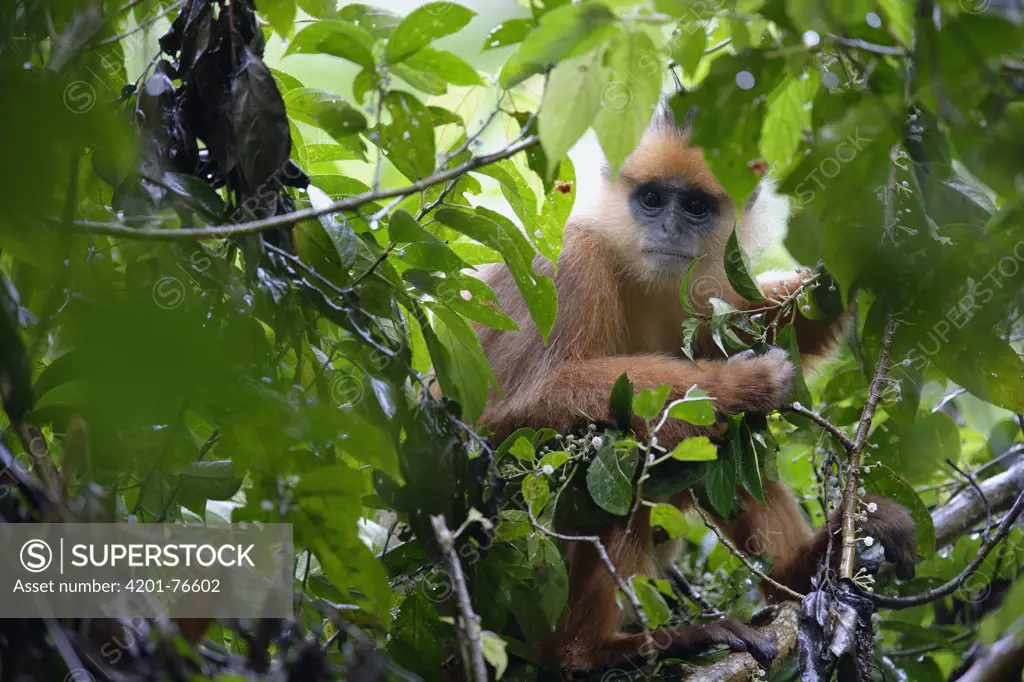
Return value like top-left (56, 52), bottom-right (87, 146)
top-left (641, 248), bottom-right (696, 260)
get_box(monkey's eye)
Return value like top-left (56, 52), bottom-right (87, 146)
top-left (683, 196), bottom-right (709, 217)
top-left (639, 190), bottom-right (663, 210)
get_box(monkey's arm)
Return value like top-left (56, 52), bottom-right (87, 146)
top-left (710, 481), bottom-right (916, 602)
top-left (480, 350), bottom-right (794, 443)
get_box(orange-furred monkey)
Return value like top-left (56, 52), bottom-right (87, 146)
top-left (474, 108), bottom-right (916, 672)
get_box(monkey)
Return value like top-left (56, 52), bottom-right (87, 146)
top-left (472, 105), bottom-right (917, 673)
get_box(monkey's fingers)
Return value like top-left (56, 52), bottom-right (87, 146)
top-left (705, 620), bottom-right (779, 669)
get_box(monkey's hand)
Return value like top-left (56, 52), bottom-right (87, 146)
top-left (719, 347), bottom-right (794, 414)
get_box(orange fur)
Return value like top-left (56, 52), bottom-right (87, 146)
top-left (474, 132), bottom-right (909, 672)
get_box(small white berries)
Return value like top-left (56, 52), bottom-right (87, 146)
top-left (863, 536), bottom-right (875, 547)
top-left (867, 502), bottom-right (878, 513)
top-left (541, 464), bottom-right (555, 476)
top-left (591, 436), bottom-right (603, 448)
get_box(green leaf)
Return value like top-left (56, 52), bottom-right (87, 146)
top-left (736, 424), bottom-right (764, 503)
top-left (404, 47), bottom-right (482, 86)
top-left (522, 473), bottom-right (550, 516)
top-left (864, 464), bottom-right (935, 559)
top-left (667, 387), bottom-right (715, 425)
top-left (593, 30), bottom-right (663, 175)
top-left (678, 255), bottom-right (704, 315)
top-left (538, 450), bottom-right (570, 471)
top-left (161, 172), bottom-right (227, 220)
top-left (872, 412), bottom-right (959, 486)
top-left (285, 21), bottom-right (375, 68)
top-left (723, 228), bottom-right (764, 302)
top-left (381, 91), bottom-right (436, 180)
top-left (436, 208), bottom-right (557, 341)
top-left (634, 384), bottom-right (671, 420)
top-left (296, 0), bottom-right (335, 19)
top-left (586, 441), bottom-right (638, 516)
top-left (259, 0), bottom-right (297, 38)
top-left (877, 0), bottom-right (912, 46)
top-left (388, 591), bottom-right (446, 674)
top-left (483, 18), bottom-right (532, 51)
top-left (284, 88), bottom-right (368, 140)
top-left (669, 436), bottom-right (717, 461)
top-left (670, 29), bottom-right (706, 78)
top-left (481, 632), bottom-right (509, 680)
top-left (632, 575), bottom-right (672, 628)
top-left (703, 456), bottom-right (736, 518)
top-left (474, 159), bottom-right (567, 264)
top-left (307, 185), bottom-right (357, 268)
top-left (650, 502), bottom-right (688, 539)
top-left (429, 305), bottom-right (499, 424)
top-left (777, 326), bottom-right (813, 409)
top-left (932, 329), bottom-right (1024, 415)
top-left (405, 270), bottom-right (517, 331)
top-left (525, 535), bottom-right (569, 627)
top-left (177, 460), bottom-right (243, 501)
top-left (760, 71), bottom-right (819, 170)
top-left (386, 2), bottom-right (477, 64)
top-left (609, 373), bottom-right (634, 430)
top-left (498, 3), bottom-right (616, 88)
top-left (509, 436), bottom-right (535, 463)
top-left (538, 50), bottom-right (603, 176)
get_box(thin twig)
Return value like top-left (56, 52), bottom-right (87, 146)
top-left (90, 1), bottom-right (183, 48)
top-left (524, 501), bottom-right (656, 654)
top-left (826, 34), bottom-right (906, 56)
top-left (688, 491), bottom-right (805, 600)
top-left (784, 403), bottom-right (856, 451)
top-left (668, 564), bottom-right (723, 618)
top-left (839, 313), bottom-right (897, 578)
top-left (873, 486), bottom-right (1024, 608)
top-left (71, 135), bottom-right (540, 240)
top-left (946, 458), bottom-right (992, 541)
top-left (430, 515), bottom-right (488, 682)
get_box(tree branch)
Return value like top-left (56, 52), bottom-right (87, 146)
top-left (783, 403), bottom-right (855, 450)
top-left (71, 135), bottom-right (539, 241)
top-left (430, 515), bottom-right (488, 682)
top-left (956, 635), bottom-right (1024, 682)
top-left (840, 313), bottom-right (897, 578)
top-left (688, 456), bottom-right (1024, 679)
top-left (680, 602), bottom-right (801, 681)
top-left (933, 452), bottom-right (1024, 547)
top-left (873, 485), bottom-right (1024, 609)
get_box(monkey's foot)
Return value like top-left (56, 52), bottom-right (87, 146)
top-left (858, 494), bottom-right (917, 580)
top-left (697, 620), bottom-right (779, 668)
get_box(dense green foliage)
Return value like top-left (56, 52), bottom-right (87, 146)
top-left (0, 0), bottom-right (1022, 680)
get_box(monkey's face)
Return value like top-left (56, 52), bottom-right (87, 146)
top-left (586, 128), bottom-right (736, 285)
top-left (628, 180), bottom-right (721, 273)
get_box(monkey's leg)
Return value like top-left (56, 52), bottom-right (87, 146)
top-left (709, 481), bottom-right (917, 601)
top-left (539, 520), bottom-right (777, 672)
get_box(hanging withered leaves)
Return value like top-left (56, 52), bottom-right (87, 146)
top-left (798, 579), bottom-right (876, 681)
top-left (231, 46), bottom-right (291, 207)
top-left (176, 0), bottom-right (213, 78)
